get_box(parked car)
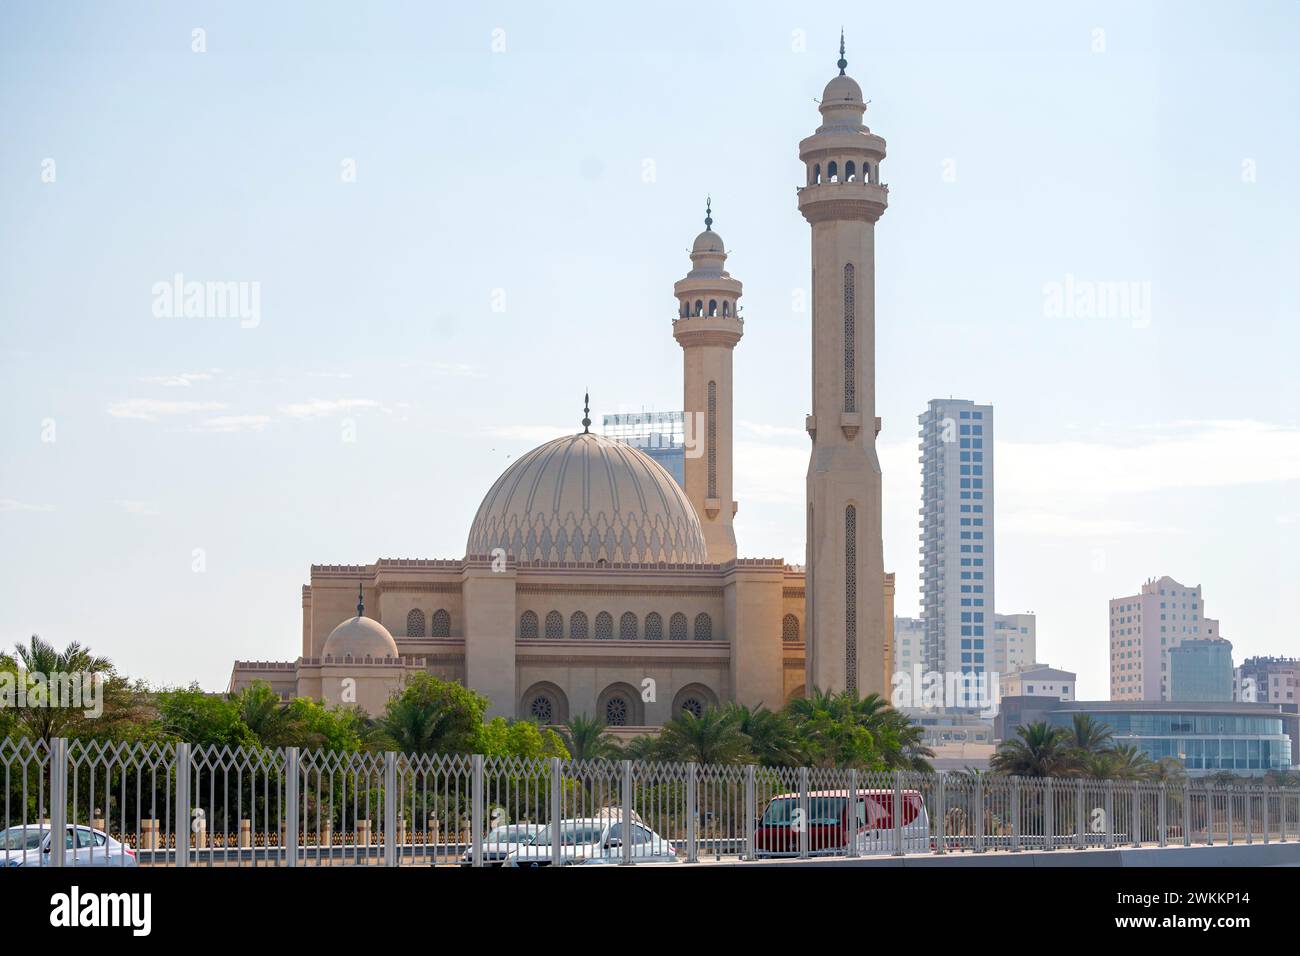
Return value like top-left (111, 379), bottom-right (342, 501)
top-left (459, 823), bottom-right (544, 866)
top-left (752, 789), bottom-right (931, 857)
top-left (503, 813), bottom-right (679, 866)
top-left (1, 824), bottom-right (138, 867)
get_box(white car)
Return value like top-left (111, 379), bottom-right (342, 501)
top-left (503, 814), bottom-right (680, 867)
top-left (1, 824), bottom-right (139, 867)
top-left (459, 823), bottom-right (544, 866)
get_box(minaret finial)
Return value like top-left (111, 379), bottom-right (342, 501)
top-left (582, 391), bottom-right (591, 433)
top-left (704, 196), bottom-right (713, 231)
top-left (356, 581), bottom-right (364, 618)
top-left (837, 28), bottom-right (847, 75)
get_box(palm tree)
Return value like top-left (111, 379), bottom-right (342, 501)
top-left (233, 683), bottom-right (305, 748)
top-left (656, 708), bottom-right (752, 766)
top-left (8, 635), bottom-right (114, 742)
top-left (990, 722), bottom-right (1071, 777)
top-left (619, 735), bottom-right (663, 762)
top-left (556, 714), bottom-right (622, 762)
top-left (1106, 744), bottom-right (1156, 780)
top-left (724, 703), bottom-right (800, 768)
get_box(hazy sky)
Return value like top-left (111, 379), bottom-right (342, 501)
top-left (2, 1), bottom-right (1298, 698)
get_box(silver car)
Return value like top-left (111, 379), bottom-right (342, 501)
top-left (460, 823), bottom-right (544, 866)
top-left (1, 825), bottom-right (138, 867)
top-left (504, 814), bottom-right (680, 867)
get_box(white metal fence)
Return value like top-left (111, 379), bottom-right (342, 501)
top-left (3, 736), bottom-right (1298, 867)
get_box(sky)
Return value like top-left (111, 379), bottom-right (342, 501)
top-left (1, 1), bottom-right (1298, 698)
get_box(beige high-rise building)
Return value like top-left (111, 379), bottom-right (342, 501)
top-left (799, 36), bottom-right (890, 697)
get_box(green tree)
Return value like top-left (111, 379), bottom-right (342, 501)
top-left (368, 673), bottom-right (487, 755)
top-left (476, 716), bottom-right (568, 760)
top-left (655, 708), bottom-right (752, 765)
top-left (990, 722), bottom-right (1071, 777)
top-left (2, 635), bottom-right (139, 743)
top-left (724, 703), bottom-right (800, 768)
top-left (555, 714), bottom-right (622, 762)
top-left (233, 682), bottom-right (306, 748)
top-left (156, 684), bottom-right (255, 748)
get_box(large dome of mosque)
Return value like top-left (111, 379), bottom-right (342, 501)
top-left (466, 431), bottom-right (708, 565)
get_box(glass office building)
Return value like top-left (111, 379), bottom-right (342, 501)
top-left (998, 698), bottom-right (1296, 776)
top-left (602, 411), bottom-right (686, 486)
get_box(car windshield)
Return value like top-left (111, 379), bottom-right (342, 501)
top-left (528, 824), bottom-right (605, 847)
top-left (0, 827), bottom-right (46, 850)
top-left (761, 797), bottom-right (846, 826)
top-left (485, 826), bottom-right (534, 843)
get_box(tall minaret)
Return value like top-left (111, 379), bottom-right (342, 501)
top-left (799, 35), bottom-right (888, 697)
top-left (673, 199), bottom-right (742, 564)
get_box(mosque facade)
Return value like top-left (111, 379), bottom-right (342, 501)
top-left (229, 40), bottom-right (896, 730)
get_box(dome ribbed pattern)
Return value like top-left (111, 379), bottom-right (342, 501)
top-left (467, 432), bottom-right (708, 564)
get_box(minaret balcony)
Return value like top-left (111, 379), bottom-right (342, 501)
top-left (672, 313), bottom-right (743, 348)
top-left (798, 181), bottom-right (889, 224)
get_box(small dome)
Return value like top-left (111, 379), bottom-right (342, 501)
top-left (467, 431), bottom-right (708, 565)
top-left (822, 74), bottom-right (863, 106)
top-left (323, 615), bottom-right (399, 660)
top-left (692, 230), bottom-right (725, 255)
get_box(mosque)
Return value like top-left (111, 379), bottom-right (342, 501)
top-left (229, 37), bottom-right (897, 731)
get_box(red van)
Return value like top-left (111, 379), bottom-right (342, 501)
top-left (752, 789), bottom-right (930, 857)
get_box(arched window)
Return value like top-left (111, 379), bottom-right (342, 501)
top-left (619, 611), bottom-right (638, 640)
top-left (545, 610), bottom-right (564, 639)
top-left (845, 160), bottom-right (856, 182)
top-left (605, 695), bottom-right (630, 726)
top-left (406, 609), bottom-right (426, 637)
top-left (680, 697), bottom-right (705, 718)
top-left (722, 300), bottom-right (730, 317)
top-left (681, 300), bottom-right (690, 317)
top-left (846, 505), bottom-right (858, 694)
top-left (595, 611), bottom-right (614, 641)
top-left (813, 163), bottom-right (821, 184)
top-left (570, 611), bottom-right (589, 639)
top-left (708, 299), bottom-right (718, 317)
top-left (694, 613), bottom-right (713, 641)
top-left (783, 614), bottom-right (801, 643)
top-left (843, 263), bottom-right (856, 412)
top-left (694, 299), bottom-right (703, 316)
top-left (598, 683), bottom-right (644, 726)
top-left (673, 683), bottom-right (718, 717)
top-left (669, 612), bottom-right (688, 641)
top-left (519, 611), bottom-right (539, 639)
top-left (707, 381), bottom-right (717, 498)
top-left (645, 612), bottom-right (663, 641)
top-left (529, 694), bottom-right (555, 723)
top-left (431, 609), bottom-right (450, 637)
top-left (828, 161), bottom-right (839, 182)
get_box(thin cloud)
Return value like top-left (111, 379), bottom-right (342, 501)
top-left (0, 498), bottom-right (55, 513)
top-left (116, 500), bottom-right (161, 516)
top-left (279, 399), bottom-right (386, 418)
top-left (191, 415), bottom-right (273, 433)
top-left (107, 399), bottom-right (228, 421)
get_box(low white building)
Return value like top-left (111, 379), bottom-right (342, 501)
top-left (998, 663), bottom-right (1076, 703)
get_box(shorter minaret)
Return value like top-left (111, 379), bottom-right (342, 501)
top-left (673, 200), bottom-right (743, 564)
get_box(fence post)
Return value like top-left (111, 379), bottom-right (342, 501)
top-left (280, 743), bottom-right (297, 868)
top-left (1010, 776), bottom-right (1020, 852)
top-left (48, 737), bottom-right (68, 868)
top-left (1075, 779), bottom-right (1085, 850)
top-left (798, 766), bottom-right (810, 859)
top-left (1182, 781), bottom-right (1191, 847)
top-left (1244, 786), bottom-right (1253, 845)
top-left (1205, 785), bottom-right (1214, 846)
top-left (1262, 787), bottom-right (1269, 845)
top-left (934, 773), bottom-right (946, 855)
top-left (620, 759), bottom-right (634, 866)
top-left (470, 754), bottom-right (484, 867)
top-left (744, 765), bottom-right (757, 861)
top-left (973, 773), bottom-right (985, 853)
top-left (1226, 786), bottom-right (1234, 846)
top-left (174, 741), bottom-right (190, 869)
top-left (550, 758), bottom-right (562, 867)
top-left (686, 762), bottom-right (698, 864)
top-left (1104, 781), bottom-right (1114, 848)
top-left (1158, 783), bottom-right (1167, 847)
top-left (846, 768), bottom-right (858, 858)
top-left (1131, 782), bottom-right (1140, 848)
top-left (384, 751), bottom-right (398, 867)
top-left (892, 770), bottom-right (905, 857)
top-left (1044, 777), bottom-right (1054, 851)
